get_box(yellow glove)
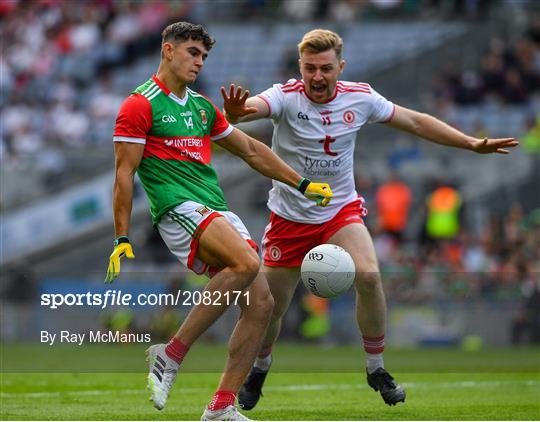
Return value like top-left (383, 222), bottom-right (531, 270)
top-left (105, 236), bottom-right (135, 283)
top-left (297, 178), bottom-right (333, 207)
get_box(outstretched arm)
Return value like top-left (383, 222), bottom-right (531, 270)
top-left (220, 84), bottom-right (270, 124)
top-left (216, 128), bottom-right (332, 206)
top-left (387, 105), bottom-right (519, 154)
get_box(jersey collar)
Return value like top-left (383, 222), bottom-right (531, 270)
top-left (152, 74), bottom-right (189, 106)
top-left (151, 75), bottom-right (171, 95)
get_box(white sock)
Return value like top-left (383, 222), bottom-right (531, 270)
top-left (366, 353), bottom-right (384, 374)
top-left (254, 355), bottom-right (272, 371)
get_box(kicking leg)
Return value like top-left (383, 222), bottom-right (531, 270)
top-left (148, 216), bottom-right (261, 411)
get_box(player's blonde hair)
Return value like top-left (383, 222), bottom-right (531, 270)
top-left (298, 29), bottom-right (343, 60)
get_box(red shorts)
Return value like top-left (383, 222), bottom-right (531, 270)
top-left (262, 198), bottom-right (368, 267)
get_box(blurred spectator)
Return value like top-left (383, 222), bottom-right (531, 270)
top-left (1, 0), bottom-right (535, 214)
top-left (503, 203), bottom-right (525, 245)
top-left (88, 73), bottom-right (124, 144)
top-left (375, 173), bottom-right (412, 244)
top-left (462, 236), bottom-right (489, 272)
top-left (0, 1), bottom-right (173, 208)
top-left (522, 115), bottom-right (540, 153)
top-left (12, 125), bottom-right (43, 156)
top-left (511, 272), bottom-right (540, 345)
top-left (380, 203), bottom-right (540, 304)
top-left (280, 47), bottom-right (300, 81)
top-left (281, 0), bottom-right (317, 21)
top-left (329, 0), bottom-right (362, 23)
top-left (513, 38), bottom-right (539, 91)
top-left (434, 32), bottom-right (539, 108)
top-left (424, 183), bottom-right (462, 242)
top-left (36, 147), bottom-right (67, 193)
top-left (69, 12), bottom-right (101, 53)
top-left (480, 53), bottom-right (506, 97)
top-left (106, 2), bottom-right (140, 47)
top-left (49, 103), bottom-right (90, 148)
top-left (526, 14), bottom-right (540, 46)
top-left (300, 294), bottom-right (330, 342)
top-left (454, 71), bottom-right (484, 105)
top-left (439, 63), bottom-right (462, 102)
top-left (501, 68), bottom-right (528, 104)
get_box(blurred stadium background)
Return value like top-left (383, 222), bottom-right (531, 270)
top-left (1, 0), bottom-right (539, 367)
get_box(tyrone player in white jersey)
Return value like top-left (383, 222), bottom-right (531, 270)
top-left (221, 28), bottom-right (518, 409)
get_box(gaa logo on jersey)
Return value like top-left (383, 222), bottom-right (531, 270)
top-left (343, 110), bottom-right (355, 125)
top-left (162, 114), bottom-right (177, 123)
top-left (199, 109), bottom-right (208, 125)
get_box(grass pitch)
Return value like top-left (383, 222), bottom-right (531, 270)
top-left (1, 344), bottom-right (539, 420)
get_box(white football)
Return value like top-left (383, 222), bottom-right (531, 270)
top-left (301, 244), bottom-right (355, 298)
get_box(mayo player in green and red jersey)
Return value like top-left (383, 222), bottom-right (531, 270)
top-left (105, 22), bottom-right (333, 421)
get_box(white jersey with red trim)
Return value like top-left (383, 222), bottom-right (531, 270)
top-left (258, 79), bottom-right (395, 223)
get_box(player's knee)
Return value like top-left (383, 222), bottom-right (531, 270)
top-left (244, 252), bottom-right (261, 274)
top-left (354, 269), bottom-right (381, 292)
top-left (231, 251), bottom-right (260, 275)
top-left (228, 251), bottom-right (260, 289)
top-left (246, 290), bottom-right (274, 321)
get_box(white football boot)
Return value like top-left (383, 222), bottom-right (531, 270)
top-left (145, 344), bottom-right (180, 410)
top-left (201, 405), bottom-right (252, 421)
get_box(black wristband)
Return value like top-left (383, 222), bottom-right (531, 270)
top-left (114, 236), bottom-right (130, 246)
top-left (297, 177), bottom-right (311, 194)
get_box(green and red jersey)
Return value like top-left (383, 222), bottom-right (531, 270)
top-left (113, 75), bottom-right (233, 225)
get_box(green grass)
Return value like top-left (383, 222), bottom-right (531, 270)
top-left (1, 345), bottom-right (539, 420)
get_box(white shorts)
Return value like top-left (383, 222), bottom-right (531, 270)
top-left (158, 201), bottom-right (257, 275)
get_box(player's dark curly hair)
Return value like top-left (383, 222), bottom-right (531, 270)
top-left (161, 21), bottom-right (215, 51)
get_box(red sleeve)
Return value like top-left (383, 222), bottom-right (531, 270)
top-left (113, 94), bottom-right (152, 139)
top-left (210, 102), bottom-right (232, 138)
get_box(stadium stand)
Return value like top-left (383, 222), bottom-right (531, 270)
top-left (1, 1), bottom-right (539, 347)
top-left (1, 0), bottom-right (466, 209)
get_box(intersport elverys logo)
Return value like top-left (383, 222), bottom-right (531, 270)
top-left (163, 138), bottom-right (204, 148)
